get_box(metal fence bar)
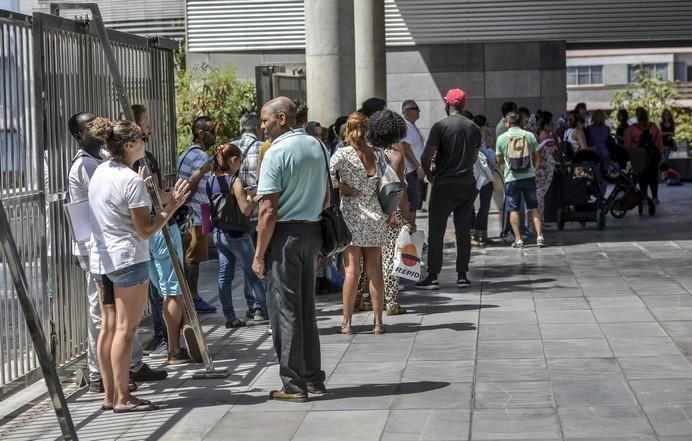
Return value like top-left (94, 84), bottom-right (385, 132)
top-left (0, 8), bottom-right (178, 396)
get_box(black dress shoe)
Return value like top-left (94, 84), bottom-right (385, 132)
top-left (415, 274), bottom-right (439, 290)
top-left (130, 362), bottom-right (168, 382)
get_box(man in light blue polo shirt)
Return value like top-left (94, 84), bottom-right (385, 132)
top-left (253, 96), bottom-right (328, 403)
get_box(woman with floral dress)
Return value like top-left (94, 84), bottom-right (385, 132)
top-left (535, 113), bottom-right (558, 219)
top-left (330, 112), bottom-right (396, 335)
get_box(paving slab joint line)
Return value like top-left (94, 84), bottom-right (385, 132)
top-left (467, 279), bottom-right (486, 440)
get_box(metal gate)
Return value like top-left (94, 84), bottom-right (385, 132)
top-left (0, 8), bottom-right (178, 394)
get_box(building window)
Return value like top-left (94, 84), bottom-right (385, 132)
top-left (567, 66), bottom-right (603, 86)
top-left (628, 63), bottom-right (669, 82)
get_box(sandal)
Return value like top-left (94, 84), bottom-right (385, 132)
top-left (101, 404), bottom-right (113, 411)
top-left (113, 398), bottom-right (159, 413)
top-left (373, 323), bottom-right (385, 335)
top-left (386, 304), bottom-right (407, 316)
top-left (340, 324), bottom-right (353, 335)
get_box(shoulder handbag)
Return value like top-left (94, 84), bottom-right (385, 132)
top-left (375, 148), bottom-right (405, 214)
top-left (319, 144), bottom-right (352, 258)
top-left (173, 146), bottom-right (202, 232)
top-left (207, 175), bottom-right (252, 233)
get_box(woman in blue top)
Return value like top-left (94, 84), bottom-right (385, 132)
top-left (207, 143), bottom-right (267, 328)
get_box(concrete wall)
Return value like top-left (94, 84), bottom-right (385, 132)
top-left (191, 41), bottom-right (567, 135)
top-left (387, 42), bottom-right (567, 135)
top-left (188, 52), bottom-right (307, 80)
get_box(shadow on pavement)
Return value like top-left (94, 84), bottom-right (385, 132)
top-left (231, 381), bottom-right (451, 405)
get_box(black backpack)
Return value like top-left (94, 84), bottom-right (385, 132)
top-left (206, 175), bottom-right (252, 233)
top-left (638, 125), bottom-right (660, 162)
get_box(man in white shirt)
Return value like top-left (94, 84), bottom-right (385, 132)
top-left (400, 100), bottom-right (426, 219)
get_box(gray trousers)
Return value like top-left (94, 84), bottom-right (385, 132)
top-left (78, 257), bottom-right (143, 381)
top-left (266, 223), bottom-right (325, 394)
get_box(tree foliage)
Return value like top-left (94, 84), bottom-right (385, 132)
top-left (611, 65), bottom-right (692, 144)
top-left (175, 61), bottom-right (256, 153)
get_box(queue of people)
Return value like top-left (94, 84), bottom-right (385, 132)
top-left (68, 89), bottom-right (681, 412)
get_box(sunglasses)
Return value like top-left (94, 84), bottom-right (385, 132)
top-left (405, 107), bottom-right (420, 112)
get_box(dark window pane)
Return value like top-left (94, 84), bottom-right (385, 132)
top-left (567, 68), bottom-right (577, 85)
top-left (591, 70), bottom-right (603, 84)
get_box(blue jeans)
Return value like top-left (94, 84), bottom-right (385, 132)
top-left (243, 229), bottom-right (264, 313)
top-left (214, 230), bottom-right (267, 321)
top-left (405, 171), bottom-right (423, 210)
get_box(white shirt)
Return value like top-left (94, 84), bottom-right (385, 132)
top-left (67, 148), bottom-right (109, 257)
top-left (402, 119), bottom-right (425, 173)
top-left (88, 160), bottom-right (151, 275)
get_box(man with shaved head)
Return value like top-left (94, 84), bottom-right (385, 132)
top-left (253, 96), bottom-right (329, 402)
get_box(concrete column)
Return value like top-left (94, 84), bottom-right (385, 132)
top-left (304, 0), bottom-right (356, 125)
top-left (354, 0), bottom-right (387, 106)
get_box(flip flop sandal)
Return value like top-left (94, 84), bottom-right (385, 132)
top-left (113, 399), bottom-right (159, 413)
top-left (101, 404), bottom-right (113, 411)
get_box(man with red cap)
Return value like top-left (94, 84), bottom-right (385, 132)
top-left (417, 88), bottom-right (481, 289)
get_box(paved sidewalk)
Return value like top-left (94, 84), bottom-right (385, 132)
top-left (2, 185), bottom-right (692, 440)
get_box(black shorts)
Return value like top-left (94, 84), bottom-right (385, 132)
top-left (100, 275), bottom-right (115, 305)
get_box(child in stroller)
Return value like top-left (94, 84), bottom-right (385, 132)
top-left (603, 147), bottom-right (656, 218)
top-left (556, 149), bottom-right (607, 231)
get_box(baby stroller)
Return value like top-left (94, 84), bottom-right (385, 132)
top-left (603, 148), bottom-right (656, 218)
top-left (555, 149), bottom-right (607, 231)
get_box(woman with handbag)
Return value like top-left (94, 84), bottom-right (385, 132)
top-left (330, 112), bottom-right (397, 335)
top-left (366, 109), bottom-right (415, 315)
top-left (206, 144), bottom-right (267, 328)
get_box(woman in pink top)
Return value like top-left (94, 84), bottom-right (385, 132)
top-left (624, 107), bottom-right (663, 203)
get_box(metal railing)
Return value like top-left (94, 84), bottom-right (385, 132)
top-left (0, 8), bottom-right (178, 394)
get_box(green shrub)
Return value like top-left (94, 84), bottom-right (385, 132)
top-left (175, 63), bottom-right (256, 153)
top-left (610, 65), bottom-right (692, 144)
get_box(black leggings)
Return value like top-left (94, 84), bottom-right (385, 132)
top-left (639, 160), bottom-right (659, 200)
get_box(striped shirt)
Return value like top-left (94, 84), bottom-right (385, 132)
top-left (177, 145), bottom-right (210, 226)
top-left (233, 133), bottom-right (261, 222)
top-left (233, 133), bottom-right (261, 189)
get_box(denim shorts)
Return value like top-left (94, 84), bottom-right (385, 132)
top-left (94, 262), bottom-right (149, 296)
top-left (504, 177), bottom-right (539, 211)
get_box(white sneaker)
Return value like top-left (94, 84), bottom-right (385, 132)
top-left (537, 236), bottom-right (546, 248)
top-left (511, 240), bottom-right (524, 249)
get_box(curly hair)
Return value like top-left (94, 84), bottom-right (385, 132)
top-left (345, 111), bottom-right (369, 147)
top-left (89, 117), bottom-right (142, 161)
top-left (367, 109), bottom-right (407, 148)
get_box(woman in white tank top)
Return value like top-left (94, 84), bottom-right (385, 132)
top-left (564, 112), bottom-right (589, 153)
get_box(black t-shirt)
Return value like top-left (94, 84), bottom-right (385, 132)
top-left (427, 114), bottom-right (481, 185)
top-left (661, 120), bottom-right (675, 146)
top-left (132, 150), bottom-right (174, 222)
top-left (133, 150), bottom-right (162, 188)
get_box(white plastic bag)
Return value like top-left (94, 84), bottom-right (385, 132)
top-left (392, 226), bottom-right (425, 281)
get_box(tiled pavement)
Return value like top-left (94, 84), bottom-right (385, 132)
top-left (2, 184), bottom-right (692, 440)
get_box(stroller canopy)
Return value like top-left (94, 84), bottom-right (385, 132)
top-left (572, 148), bottom-right (601, 165)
